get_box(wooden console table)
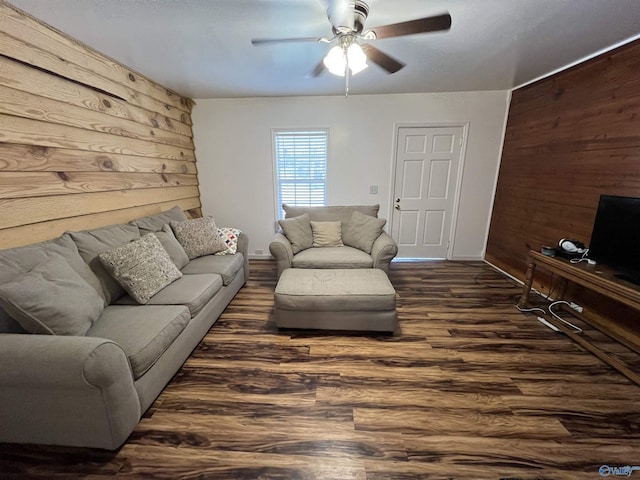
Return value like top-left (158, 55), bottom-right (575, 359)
top-left (519, 250), bottom-right (640, 386)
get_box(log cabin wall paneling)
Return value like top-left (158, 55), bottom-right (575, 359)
top-left (486, 37), bottom-right (640, 336)
top-left (0, 2), bottom-right (202, 249)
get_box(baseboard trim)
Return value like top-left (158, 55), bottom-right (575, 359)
top-left (248, 253), bottom-right (273, 260)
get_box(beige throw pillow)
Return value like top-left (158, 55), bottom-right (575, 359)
top-left (99, 234), bottom-right (182, 304)
top-left (311, 221), bottom-right (344, 247)
top-left (278, 213), bottom-right (313, 254)
top-left (170, 217), bottom-right (226, 260)
top-left (342, 210), bottom-right (387, 254)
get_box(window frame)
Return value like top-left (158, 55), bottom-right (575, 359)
top-left (271, 128), bottom-right (329, 221)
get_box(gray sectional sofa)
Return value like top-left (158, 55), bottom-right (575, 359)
top-left (269, 204), bottom-right (398, 279)
top-left (0, 206), bottom-right (248, 450)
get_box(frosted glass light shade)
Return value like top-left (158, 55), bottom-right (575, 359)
top-left (347, 43), bottom-right (368, 74)
top-left (323, 42), bottom-right (369, 77)
top-left (323, 45), bottom-right (346, 76)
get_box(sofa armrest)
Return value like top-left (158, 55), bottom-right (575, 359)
top-left (371, 231), bottom-right (398, 274)
top-left (269, 232), bottom-right (294, 279)
top-left (237, 232), bottom-right (250, 284)
top-left (0, 334), bottom-right (141, 449)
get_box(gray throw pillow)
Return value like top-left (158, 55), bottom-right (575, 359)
top-left (170, 217), bottom-right (226, 260)
top-left (310, 221), bottom-right (344, 247)
top-left (0, 234), bottom-right (106, 304)
top-left (0, 254), bottom-right (104, 335)
top-left (278, 213), bottom-right (313, 254)
top-left (99, 234), bottom-right (182, 304)
top-left (342, 210), bottom-right (387, 254)
top-left (155, 224), bottom-right (189, 269)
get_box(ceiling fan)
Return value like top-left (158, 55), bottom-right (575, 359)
top-left (251, 0), bottom-right (451, 86)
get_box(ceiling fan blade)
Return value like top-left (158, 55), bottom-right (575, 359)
top-left (310, 59), bottom-right (327, 78)
top-left (370, 13), bottom-right (451, 40)
top-left (326, 0), bottom-right (355, 31)
top-left (251, 36), bottom-right (329, 46)
top-left (361, 44), bottom-right (405, 74)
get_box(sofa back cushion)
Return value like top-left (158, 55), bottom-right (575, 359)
top-left (131, 205), bottom-right (188, 234)
top-left (283, 204), bottom-right (380, 226)
top-left (155, 224), bottom-right (189, 269)
top-left (69, 224), bottom-right (141, 304)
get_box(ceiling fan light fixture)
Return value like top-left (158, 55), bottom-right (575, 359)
top-left (323, 44), bottom-right (347, 76)
top-left (347, 42), bottom-right (368, 74)
top-left (323, 41), bottom-right (368, 77)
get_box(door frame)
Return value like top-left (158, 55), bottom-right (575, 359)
top-left (387, 122), bottom-right (470, 260)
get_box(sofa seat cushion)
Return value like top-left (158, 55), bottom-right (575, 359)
top-left (181, 254), bottom-right (244, 286)
top-left (115, 274), bottom-right (222, 317)
top-left (86, 305), bottom-right (190, 379)
top-left (292, 246), bottom-right (373, 269)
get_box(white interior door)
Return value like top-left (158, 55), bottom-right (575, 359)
top-left (391, 126), bottom-right (464, 259)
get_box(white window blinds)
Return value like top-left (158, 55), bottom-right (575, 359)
top-left (273, 130), bottom-right (328, 219)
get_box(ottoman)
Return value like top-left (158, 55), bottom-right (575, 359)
top-left (274, 268), bottom-right (397, 332)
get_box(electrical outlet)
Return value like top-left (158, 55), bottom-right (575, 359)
top-left (369, 185), bottom-right (378, 194)
top-left (569, 302), bottom-right (583, 313)
top-left (255, 249), bottom-right (263, 255)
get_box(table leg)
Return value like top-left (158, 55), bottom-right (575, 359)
top-left (556, 277), bottom-right (568, 300)
top-left (518, 258), bottom-right (536, 308)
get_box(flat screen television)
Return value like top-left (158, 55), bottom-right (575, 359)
top-left (588, 195), bottom-right (640, 285)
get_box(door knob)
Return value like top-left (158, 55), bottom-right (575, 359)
top-left (395, 204), bottom-right (400, 210)
top-left (395, 198), bottom-right (400, 203)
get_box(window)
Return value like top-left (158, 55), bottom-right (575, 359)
top-left (273, 129), bottom-right (328, 219)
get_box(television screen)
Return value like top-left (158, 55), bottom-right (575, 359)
top-left (588, 195), bottom-right (640, 285)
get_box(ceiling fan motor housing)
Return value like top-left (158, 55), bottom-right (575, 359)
top-left (354, 1), bottom-right (369, 33)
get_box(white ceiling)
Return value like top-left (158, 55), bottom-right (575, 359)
top-left (9, 0), bottom-right (640, 99)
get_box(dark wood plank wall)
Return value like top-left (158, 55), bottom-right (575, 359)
top-left (486, 38), bottom-right (640, 334)
top-left (0, 2), bottom-right (201, 249)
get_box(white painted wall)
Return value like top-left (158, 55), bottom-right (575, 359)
top-left (192, 91), bottom-right (509, 259)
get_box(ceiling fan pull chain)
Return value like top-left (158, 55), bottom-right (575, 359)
top-left (345, 54), bottom-right (350, 97)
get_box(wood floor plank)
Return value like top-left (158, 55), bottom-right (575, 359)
top-left (1, 258), bottom-right (640, 479)
top-left (118, 444), bottom-right (367, 479)
top-left (354, 407), bottom-right (571, 438)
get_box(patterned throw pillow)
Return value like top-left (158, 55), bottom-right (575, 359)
top-left (99, 234), bottom-right (182, 304)
top-left (170, 217), bottom-right (226, 260)
top-left (215, 227), bottom-right (242, 255)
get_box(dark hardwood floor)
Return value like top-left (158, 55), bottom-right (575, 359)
top-left (2, 259), bottom-right (640, 479)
